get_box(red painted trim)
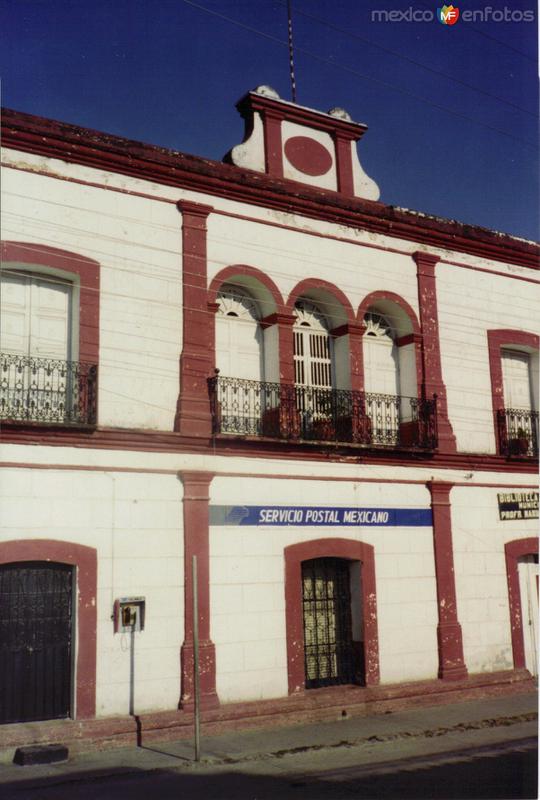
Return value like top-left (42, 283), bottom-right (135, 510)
top-left (331, 323), bottom-right (365, 338)
top-left (1, 461), bottom-right (537, 491)
top-left (4, 109), bottom-right (536, 270)
top-left (286, 279), bottom-right (356, 323)
top-left (262, 111), bottom-right (284, 178)
top-left (175, 202), bottom-right (214, 437)
top-left (207, 264), bottom-right (285, 313)
top-left (0, 424), bottom-right (538, 472)
top-left (414, 253), bottom-right (457, 452)
top-left (179, 471), bottom-right (219, 710)
top-left (284, 136), bottom-right (333, 177)
top-left (357, 290), bottom-right (421, 335)
top-left (440, 258), bottom-right (540, 285)
top-left (261, 312), bottom-right (295, 329)
top-left (6, 161), bottom-right (539, 288)
top-left (0, 539), bottom-right (97, 719)
top-left (284, 538), bottom-right (379, 694)
top-left (396, 333), bottom-right (422, 348)
top-left (1, 241), bottom-right (100, 365)
top-left (334, 133), bottom-right (355, 196)
top-left (428, 482), bottom-right (467, 680)
top-left (505, 537), bottom-right (539, 671)
top-left (487, 330), bottom-right (539, 455)
top-left (242, 92), bottom-right (367, 139)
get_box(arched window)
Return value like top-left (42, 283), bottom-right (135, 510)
top-left (215, 284), bottom-right (264, 381)
top-left (293, 300), bottom-right (335, 438)
top-left (362, 311), bottom-right (401, 445)
top-left (363, 311), bottom-right (400, 396)
top-left (293, 300), bottom-right (334, 390)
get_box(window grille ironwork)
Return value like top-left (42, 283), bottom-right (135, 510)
top-left (209, 374), bottom-right (437, 450)
top-left (497, 408), bottom-right (539, 459)
top-left (0, 354), bottom-right (97, 426)
top-left (302, 558), bottom-right (358, 689)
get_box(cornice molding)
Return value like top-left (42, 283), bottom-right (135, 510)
top-left (2, 108), bottom-right (538, 271)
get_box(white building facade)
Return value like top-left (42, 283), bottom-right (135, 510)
top-left (0, 88), bottom-right (538, 747)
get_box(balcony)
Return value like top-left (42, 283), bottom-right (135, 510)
top-left (209, 375), bottom-right (437, 451)
top-left (0, 354), bottom-right (98, 427)
top-left (497, 408), bottom-right (539, 459)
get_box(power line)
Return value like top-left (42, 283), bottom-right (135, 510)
top-left (414, 0), bottom-right (536, 62)
top-left (277, 2), bottom-right (536, 119)
top-left (2, 216), bottom-right (538, 321)
top-left (2, 228), bottom-right (538, 365)
top-left (179, 0), bottom-right (538, 151)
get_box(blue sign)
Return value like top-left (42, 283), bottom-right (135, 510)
top-left (210, 506), bottom-right (432, 527)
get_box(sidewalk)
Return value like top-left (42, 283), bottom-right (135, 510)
top-left (0, 691), bottom-right (536, 788)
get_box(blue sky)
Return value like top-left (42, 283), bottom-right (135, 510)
top-left (1, 0), bottom-right (538, 240)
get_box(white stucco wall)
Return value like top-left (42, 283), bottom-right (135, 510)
top-left (210, 476), bottom-right (438, 703)
top-left (1, 157), bottom-right (182, 431)
top-left (451, 485), bottom-right (538, 675)
top-left (437, 265), bottom-right (540, 455)
top-left (2, 147), bottom-right (537, 452)
top-left (0, 467), bottom-right (183, 716)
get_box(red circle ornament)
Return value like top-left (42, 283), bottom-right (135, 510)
top-left (284, 136), bottom-right (333, 176)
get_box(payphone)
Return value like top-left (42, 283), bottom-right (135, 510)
top-left (113, 597), bottom-right (145, 633)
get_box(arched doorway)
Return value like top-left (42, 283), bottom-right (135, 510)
top-left (0, 561), bottom-right (74, 723)
top-left (505, 537), bottom-right (539, 677)
top-left (517, 554), bottom-right (538, 676)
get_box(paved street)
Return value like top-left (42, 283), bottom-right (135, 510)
top-left (0, 737), bottom-right (536, 799)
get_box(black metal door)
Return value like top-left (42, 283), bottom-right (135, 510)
top-left (0, 562), bottom-right (73, 724)
top-left (302, 558), bottom-right (357, 689)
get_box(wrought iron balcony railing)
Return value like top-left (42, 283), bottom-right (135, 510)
top-left (209, 375), bottom-right (438, 450)
top-left (0, 354), bottom-right (98, 426)
top-left (497, 408), bottom-right (539, 459)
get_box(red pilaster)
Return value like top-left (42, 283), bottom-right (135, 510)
top-left (330, 321), bottom-right (366, 393)
top-left (263, 110), bottom-right (284, 178)
top-left (179, 471), bottom-right (219, 710)
top-left (334, 132), bottom-right (355, 197)
top-left (414, 252), bottom-right (457, 452)
top-left (175, 201), bottom-right (214, 437)
top-left (347, 322), bottom-right (366, 394)
top-left (428, 481), bottom-right (468, 681)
